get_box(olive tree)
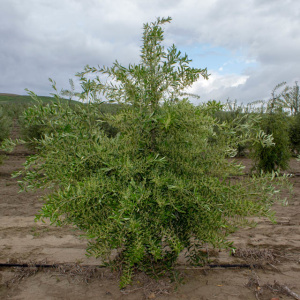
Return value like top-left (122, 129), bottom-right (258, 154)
top-left (5, 17), bottom-right (289, 287)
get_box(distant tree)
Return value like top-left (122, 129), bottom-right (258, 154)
top-left (282, 81), bottom-right (300, 116)
top-left (251, 83), bottom-right (291, 172)
top-left (271, 81), bottom-right (300, 115)
top-left (289, 112), bottom-right (300, 155)
top-left (267, 82), bottom-right (287, 113)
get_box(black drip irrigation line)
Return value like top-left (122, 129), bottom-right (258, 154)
top-left (208, 263), bottom-right (259, 269)
top-left (0, 263), bottom-right (106, 269)
top-left (0, 263), bottom-right (260, 269)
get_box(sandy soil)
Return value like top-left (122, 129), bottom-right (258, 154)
top-left (0, 129), bottom-right (299, 299)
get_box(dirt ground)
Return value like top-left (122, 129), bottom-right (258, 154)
top-left (0, 129), bottom-right (299, 299)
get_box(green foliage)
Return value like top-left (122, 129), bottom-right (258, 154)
top-left (18, 89), bottom-right (120, 149)
top-left (18, 100), bottom-right (61, 149)
top-left (213, 100), bottom-right (264, 157)
top-left (0, 92), bottom-right (81, 149)
top-left (8, 17), bottom-right (289, 287)
top-left (251, 109), bottom-right (290, 172)
top-left (288, 113), bottom-right (300, 156)
top-left (249, 83), bottom-right (292, 173)
top-left (0, 106), bottom-right (12, 143)
top-left (0, 106), bottom-right (12, 165)
top-left (275, 81), bottom-right (300, 115)
top-left (0, 103), bottom-right (31, 119)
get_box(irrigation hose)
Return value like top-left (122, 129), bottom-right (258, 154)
top-left (0, 263), bottom-right (260, 269)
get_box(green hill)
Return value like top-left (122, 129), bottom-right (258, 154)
top-left (0, 93), bottom-right (74, 104)
top-left (0, 93), bottom-right (124, 116)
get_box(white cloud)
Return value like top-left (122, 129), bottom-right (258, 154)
top-left (186, 72), bottom-right (249, 102)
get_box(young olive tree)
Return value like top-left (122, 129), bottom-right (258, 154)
top-left (251, 109), bottom-right (290, 172)
top-left (250, 83), bottom-right (291, 173)
top-left (6, 17), bottom-right (289, 287)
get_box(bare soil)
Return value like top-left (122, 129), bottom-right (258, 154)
top-left (0, 127), bottom-right (299, 299)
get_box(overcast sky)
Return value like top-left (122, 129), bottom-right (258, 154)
top-left (1, 0), bottom-right (299, 104)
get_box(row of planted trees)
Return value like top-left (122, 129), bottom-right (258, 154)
top-left (216, 80), bottom-right (300, 173)
top-left (0, 17), bottom-right (295, 287)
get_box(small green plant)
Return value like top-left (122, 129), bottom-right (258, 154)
top-left (6, 17), bottom-right (290, 288)
top-left (19, 87), bottom-right (119, 149)
top-left (30, 226), bottom-right (40, 237)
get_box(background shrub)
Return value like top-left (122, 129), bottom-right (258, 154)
top-left (251, 109), bottom-right (290, 173)
top-left (0, 106), bottom-right (12, 143)
top-left (289, 113), bottom-right (300, 156)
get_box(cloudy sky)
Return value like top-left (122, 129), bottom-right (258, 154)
top-left (0, 0), bottom-right (299, 104)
